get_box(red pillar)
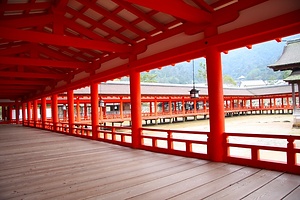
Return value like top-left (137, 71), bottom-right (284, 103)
top-left (52, 94), bottom-right (58, 131)
top-left (206, 46), bottom-right (225, 162)
top-left (67, 90), bottom-right (75, 134)
top-left (15, 100), bottom-right (20, 124)
top-left (41, 97), bottom-right (47, 129)
top-left (84, 103), bottom-right (88, 120)
top-left (8, 105), bottom-right (12, 122)
top-left (1, 105), bottom-right (5, 121)
top-left (22, 102), bottom-right (26, 125)
top-left (91, 82), bottom-right (99, 139)
top-left (33, 100), bottom-right (38, 127)
top-left (76, 98), bottom-right (81, 122)
top-left (120, 97), bottom-right (124, 119)
top-left (130, 70), bottom-right (142, 148)
top-left (27, 101), bottom-right (32, 125)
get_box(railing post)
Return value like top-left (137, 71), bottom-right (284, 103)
top-left (186, 141), bottom-right (192, 153)
top-left (167, 130), bottom-right (173, 150)
top-left (287, 137), bottom-right (295, 167)
top-left (252, 146), bottom-right (259, 165)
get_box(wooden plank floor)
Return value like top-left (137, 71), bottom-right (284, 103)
top-left (0, 125), bottom-right (299, 200)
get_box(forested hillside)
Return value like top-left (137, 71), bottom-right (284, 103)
top-left (120, 34), bottom-right (300, 84)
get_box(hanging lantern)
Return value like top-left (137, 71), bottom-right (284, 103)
top-left (190, 59), bottom-right (199, 99)
top-left (190, 87), bottom-right (199, 99)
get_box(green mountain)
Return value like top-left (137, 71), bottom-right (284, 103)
top-left (122, 34), bottom-right (300, 84)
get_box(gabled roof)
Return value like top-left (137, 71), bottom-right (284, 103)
top-left (268, 39), bottom-right (300, 71)
top-left (284, 70), bottom-right (300, 83)
top-left (73, 82), bottom-right (296, 98)
top-left (0, 0), bottom-right (300, 101)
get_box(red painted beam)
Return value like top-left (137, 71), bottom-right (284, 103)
top-left (0, 45), bottom-right (30, 56)
top-left (0, 56), bottom-right (88, 69)
top-left (0, 85), bottom-right (40, 90)
top-left (0, 27), bottom-right (132, 53)
top-left (0, 80), bottom-right (50, 85)
top-left (0, 2), bottom-right (51, 12)
top-left (124, 0), bottom-right (212, 24)
top-left (62, 17), bottom-right (107, 42)
top-left (0, 14), bottom-right (53, 28)
top-left (112, 0), bottom-right (165, 30)
top-left (77, 0), bottom-right (148, 39)
top-left (34, 44), bottom-right (76, 61)
top-left (65, 7), bottom-right (133, 44)
top-left (0, 71), bottom-right (65, 79)
top-left (193, 0), bottom-right (214, 12)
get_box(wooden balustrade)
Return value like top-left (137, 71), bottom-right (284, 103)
top-left (224, 132), bottom-right (300, 174)
top-left (22, 113), bottom-right (300, 174)
top-left (140, 128), bottom-right (209, 159)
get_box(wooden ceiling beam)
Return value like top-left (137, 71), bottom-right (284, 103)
top-left (0, 71), bottom-right (65, 79)
top-left (0, 14), bottom-right (53, 28)
top-left (0, 44), bottom-right (30, 56)
top-left (124, 0), bottom-right (212, 24)
top-left (112, 0), bottom-right (164, 30)
top-left (0, 27), bottom-right (132, 53)
top-left (0, 56), bottom-right (89, 69)
top-left (0, 80), bottom-right (50, 85)
top-left (0, 2), bottom-right (51, 12)
top-left (77, 0), bottom-right (148, 38)
top-left (35, 44), bottom-right (75, 61)
top-left (0, 85), bottom-right (39, 90)
top-left (65, 7), bottom-right (133, 44)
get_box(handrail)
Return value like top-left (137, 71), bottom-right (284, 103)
top-left (21, 111), bottom-right (299, 174)
top-left (140, 127), bottom-right (209, 159)
top-left (224, 132), bottom-right (300, 174)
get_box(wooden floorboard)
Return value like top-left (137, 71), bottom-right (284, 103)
top-left (0, 125), bottom-right (299, 200)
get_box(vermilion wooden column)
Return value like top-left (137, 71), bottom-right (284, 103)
top-left (8, 105), bottom-right (12, 122)
top-left (51, 94), bottom-right (58, 131)
top-left (91, 82), bottom-right (99, 140)
top-left (22, 102), bottom-right (26, 125)
top-left (76, 98), bottom-right (80, 122)
top-left (130, 70), bottom-right (142, 148)
top-left (67, 90), bottom-right (74, 134)
top-left (27, 101), bottom-right (31, 124)
top-left (120, 97), bottom-right (124, 119)
top-left (41, 97), bottom-right (46, 129)
top-left (169, 99), bottom-right (172, 115)
top-left (84, 103), bottom-right (88, 120)
top-left (1, 105), bottom-right (5, 121)
top-left (15, 100), bottom-right (19, 124)
top-left (206, 46), bottom-right (225, 162)
top-left (33, 100), bottom-right (38, 127)
top-left (154, 98), bottom-right (158, 116)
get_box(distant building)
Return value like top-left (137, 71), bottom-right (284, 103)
top-left (239, 80), bottom-right (267, 88)
top-left (268, 38), bottom-right (300, 127)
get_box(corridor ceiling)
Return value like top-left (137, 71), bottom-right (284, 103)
top-left (0, 0), bottom-right (299, 101)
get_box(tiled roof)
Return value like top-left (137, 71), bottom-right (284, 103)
top-left (269, 39), bottom-right (300, 71)
top-left (73, 82), bottom-right (296, 97)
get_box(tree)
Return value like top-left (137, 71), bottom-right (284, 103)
top-left (223, 74), bottom-right (237, 86)
top-left (141, 72), bottom-right (157, 83)
top-left (197, 62), bottom-right (207, 83)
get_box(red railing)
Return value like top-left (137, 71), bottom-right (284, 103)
top-left (224, 132), bottom-right (300, 174)
top-left (23, 119), bottom-right (300, 174)
top-left (139, 127), bottom-right (209, 159)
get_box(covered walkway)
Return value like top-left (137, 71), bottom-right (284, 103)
top-left (0, 125), bottom-right (299, 200)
